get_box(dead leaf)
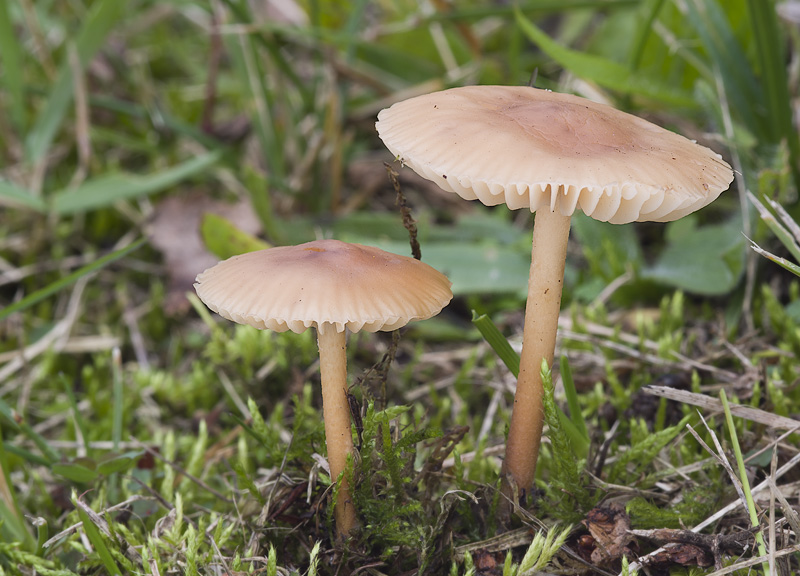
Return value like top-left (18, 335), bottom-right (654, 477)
top-left (473, 549), bottom-right (502, 575)
top-left (581, 502), bottom-right (636, 566)
top-left (148, 192), bottom-right (260, 315)
top-left (649, 543), bottom-right (714, 568)
top-left (632, 527), bottom-right (754, 572)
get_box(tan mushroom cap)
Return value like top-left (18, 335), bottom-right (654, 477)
top-left (194, 239), bottom-right (453, 335)
top-left (376, 85), bottom-right (734, 224)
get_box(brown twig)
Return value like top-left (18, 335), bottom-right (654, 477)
top-left (384, 162), bottom-right (421, 260)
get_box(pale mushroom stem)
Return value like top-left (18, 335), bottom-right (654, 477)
top-left (501, 208), bottom-right (572, 501)
top-left (317, 327), bottom-right (358, 538)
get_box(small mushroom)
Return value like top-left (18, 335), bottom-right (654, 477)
top-left (194, 239), bottom-right (452, 537)
top-left (376, 85), bottom-right (733, 500)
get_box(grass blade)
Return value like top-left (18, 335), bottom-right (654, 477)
top-left (0, 180), bottom-right (46, 212)
top-left (25, 0), bottom-right (126, 163)
top-left (2, 444), bottom-right (50, 467)
top-left (766, 196), bottom-right (800, 245)
top-left (472, 313), bottom-right (589, 457)
top-left (111, 348), bottom-right (123, 453)
top-left (425, 0), bottom-right (638, 22)
top-left (0, 398), bottom-right (61, 464)
top-left (0, 427), bottom-right (36, 550)
top-left (61, 374), bottom-right (90, 456)
top-left (514, 8), bottom-right (695, 106)
top-left (51, 151), bottom-right (221, 214)
top-left (108, 348), bottom-right (124, 500)
top-left (748, 191), bottom-right (800, 263)
top-left (221, 0), bottom-right (308, 103)
top-left (627, 0), bottom-right (666, 71)
top-left (749, 241), bottom-right (800, 278)
top-left (0, 0), bottom-right (26, 133)
top-left (720, 390), bottom-right (770, 573)
top-left (683, 0), bottom-right (763, 139)
top-left (75, 498), bottom-right (122, 576)
top-left (746, 0), bottom-right (799, 169)
top-left (341, 0), bottom-right (370, 63)
top-left (471, 311), bottom-right (520, 377)
top-left (560, 356), bottom-right (588, 441)
top-left (0, 238), bottom-right (146, 322)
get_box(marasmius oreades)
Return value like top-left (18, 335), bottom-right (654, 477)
top-left (195, 239), bottom-right (453, 538)
top-left (376, 85), bottom-right (734, 503)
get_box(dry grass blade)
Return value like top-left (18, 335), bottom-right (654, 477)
top-left (767, 474), bottom-right (800, 536)
top-left (44, 495), bottom-right (156, 548)
top-left (766, 194), bottom-right (800, 243)
top-left (68, 44), bottom-right (90, 188)
top-left (0, 254), bottom-right (90, 287)
top-left (559, 319), bottom-right (740, 382)
top-left (563, 313), bottom-right (744, 379)
top-left (559, 328), bottom-right (675, 367)
top-left (700, 542), bottom-right (800, 576)
top-left (685, 416), bottom-right (749, 515)
top-left (644, 385), bottom-right (800, 430)
top-left (452, 527), bottom-right (537, 560)
top-left (770, 449), bottom-right (777, 575)
top-left (695, 449), bottom-right (800, 532)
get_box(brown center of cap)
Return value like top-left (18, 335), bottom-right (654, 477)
top-left (376, 85), bottom-right (734, 224)
top-left (501, 100), bottom-right (649, 157)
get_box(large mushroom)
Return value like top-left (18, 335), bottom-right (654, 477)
top-left (376, 85), bottom-right (733, 501)
top-left (194, 239), bottom-right (453, 538)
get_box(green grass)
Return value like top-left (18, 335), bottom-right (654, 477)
top-left (2, 0), bottom-right (800, 574)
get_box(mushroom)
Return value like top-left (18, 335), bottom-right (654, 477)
top-left (376, 85), bottom-right (733, 500)
top-left (194, 239), bottom-right (453, 537)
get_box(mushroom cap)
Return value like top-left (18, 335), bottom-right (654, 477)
top-left (376, 85), bottom-right (734, 224)
top-left (194, 239), bottom-right (453, 335)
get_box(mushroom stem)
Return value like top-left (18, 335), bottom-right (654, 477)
top-left (317, 327), bottom-right (358, 538)
top-left (501, 208), bottom-right (572, 501)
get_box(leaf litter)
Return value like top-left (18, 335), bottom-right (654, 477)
top-left (147, 191), bottom-right (261, 314)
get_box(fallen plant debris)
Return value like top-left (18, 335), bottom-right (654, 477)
top-left (147, 192), bottom-right (261, 314)
top-left (643, 385), bottom-right (800, 431)
top-left (577, 503), bottom-right (636, 568)
top-left (631, 527), bottom-right (755, 571)
top-left (645, 542), bottom-right (713, 571)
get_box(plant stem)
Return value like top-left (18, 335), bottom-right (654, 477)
top-left (501, 208), bottom-right (572, 501)
top-left (317, 326), bottom-right (358, 538)
top-left (720, 390), bottom-right (770, 573)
